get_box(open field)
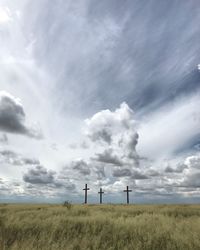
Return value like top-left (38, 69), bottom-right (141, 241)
top-left (0, 204), bottom-right (200, 250)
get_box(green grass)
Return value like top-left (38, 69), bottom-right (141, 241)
top-left (0, 204), bottom-right (200, 250)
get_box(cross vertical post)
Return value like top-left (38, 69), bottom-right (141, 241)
top-left (98, 188), bottom-right (104, 204)
top-left (123, 186), bottom-right (132, 204)
top-left (83, 184), bottom-right (90, 204)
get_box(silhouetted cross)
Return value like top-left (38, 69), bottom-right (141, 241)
top-left (124, 186), bottom-right (132, 204)
top-left (83, 184), bottom-right (90, 204)
top-left (98, 188), bottom-right (104, 204)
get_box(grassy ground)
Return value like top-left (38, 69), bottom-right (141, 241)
top-left (0, 204), bottom-right (200, 250)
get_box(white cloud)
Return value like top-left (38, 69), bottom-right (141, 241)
top-left (85, 102), bottom-right (136, 143)
top-left (85, 102), bottom-right (139, 168)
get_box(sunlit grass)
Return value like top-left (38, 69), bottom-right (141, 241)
top-left (0, 204), bottom-right (200, 249)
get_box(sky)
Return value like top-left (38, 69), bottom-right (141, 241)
top-left (0, 0), bottom-right (200, 203)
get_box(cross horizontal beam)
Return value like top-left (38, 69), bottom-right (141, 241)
top-left (123, 186), bottom-right (132, 204)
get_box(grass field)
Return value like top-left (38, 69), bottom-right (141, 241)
top-left (0, 203), bottom-right (200, 250)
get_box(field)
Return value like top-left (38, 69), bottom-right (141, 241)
top-left (0, 204), bottom-right (200, 250)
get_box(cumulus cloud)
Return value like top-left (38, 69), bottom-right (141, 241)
top-left (146, 169), bottom-right (160, 177)
top-left (0, 91), bottom-right (42, 139)
top-left (23, 165), bottom-right (76, 191)
top-left (92, 148), bottom-right (123, 166)
top-left (0, 149), bottom-right (40, 166)
top-left (94, 165), bottom-right (105, 180)
top-left (136, 154), bottom-right (200, 199)
top-left (71, 159), bottom-right (91, 175)
top-left (165, 163), bottom-right (188, 173)
top-left (23, 165), bottom-right (56, 184)
top-left (57, 102), bottom-right (141, 193)
top-left (85, 102), bottom-right (136, 142)
top-left (179, 155), bottom-right (200, 189)
top-left (68, 102), bottom-right (143, 189)
top-left (112, 167), bottom-right (149, 179)
top-left (85, 103), bottom-right (139, 170)
top-left (49, 103), bottom-right (141, 194)
top-left (97, 153), bottom-right (200, 201)
top-left (113, 168), bottom-right (131, 177)
top-left (22, 158), bottom-right (40, 165)
top-left (185, 156), bottom-right (200, 169)
top-left (132, 170), bottom-right (149, 180)
top-left (182, 173), bottom-right (200, 188)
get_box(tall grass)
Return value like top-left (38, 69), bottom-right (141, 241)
top-left (0, 204), bottom-right (200, 249)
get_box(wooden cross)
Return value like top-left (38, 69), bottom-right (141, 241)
top-left (124, 186), bottom-right (132, 204)
top-left (83, 184), bottom-right (90, 204)
top-left (98, 188), bottom-right (104, 204)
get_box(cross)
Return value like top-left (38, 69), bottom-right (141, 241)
top-left (124, 186), bottom-right (132, 204)
top-left (83, 184), bottom-right (90, 204)
top-left (98, 188), bottom-right (104, 204)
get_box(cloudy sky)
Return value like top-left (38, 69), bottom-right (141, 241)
top-left (0, 0), bottom-right (200, 203)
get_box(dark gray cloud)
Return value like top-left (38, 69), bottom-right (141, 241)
top-left (0, 150), bottom-right (16, 158)
top-left (93, 149), bottom-right (123, 166)
top-left (0, 91), bottom-right (42, 139)
top-left (113, 168), bottom-right (131, 177)
top-left (72, 159), bottom-right (91, 175)
top-left (23, 165), bottom-right (76, 192)
top-left (186, 156), bottom-right (200, 169)
top-left (23, 166), bottom-right (56, 184)
top-left (0, 150), bottom-right (40, 166)
top-left (165, 163), bottom-right (188, 173)
top-left (89, 129), bottom-right (112, 144)
top-left (194, 143), bottom-right (200, 151)
top-left (146, 169), bottom-right (160, 177)
top-left (119, 131), bottom-right (140, 166)
top-left (94, 165), bottom-right (105, 180)
top-left (112, 167), bottom-right (149, 179)
top-left (164, 166), bottom-right (176, 173)
top-left (181, 173), bottom-right (200, 188)
top-left (132, 170), bottom-right (149, 180)
top-left (22, 158), bottom-right (40, 165)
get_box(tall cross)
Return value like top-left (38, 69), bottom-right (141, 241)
top-left (98, 188), bottom-right (104, 204)
top-left (83, 184), bottom-right (90, 204)
top-left (124, 186), bottom-right (132, 204)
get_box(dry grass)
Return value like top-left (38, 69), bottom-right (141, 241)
top-left (0, 204), bottom-right (200, 250)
